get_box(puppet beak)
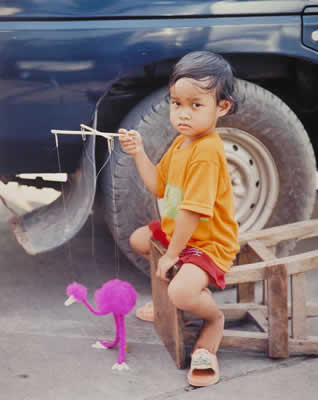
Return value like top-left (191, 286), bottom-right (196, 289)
top-left (64, 295), bottom-right (77, 306)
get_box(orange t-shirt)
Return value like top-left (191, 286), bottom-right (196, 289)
top-left (156, 132), bottom-right (239, 272)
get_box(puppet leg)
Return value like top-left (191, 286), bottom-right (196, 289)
top-left (92, 314), bottom-right (120, 349)
top-left (112, 315), bottom-right (129, 371)
top-left (118, 315), bottom-right (126, 363)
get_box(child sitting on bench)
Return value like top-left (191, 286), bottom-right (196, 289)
top-left (119, 51), bottom-right (240, 386)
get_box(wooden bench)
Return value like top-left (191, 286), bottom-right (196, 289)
top-left (150, 220), bottom-right (318, 369)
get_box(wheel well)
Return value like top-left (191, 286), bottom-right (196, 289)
top-left (228, 53), bottom-right (318, 159)
top-left (95, 53), bottom-right (318, 163)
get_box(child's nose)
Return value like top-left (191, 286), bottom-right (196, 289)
top-left (179, 109), bottom-right (191, 120)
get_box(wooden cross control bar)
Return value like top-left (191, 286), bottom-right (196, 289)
top-left (150, 220), bottom-right (318, 369)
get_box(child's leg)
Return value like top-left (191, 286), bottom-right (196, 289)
top-left (167, 263), bottom-right (224, 355)
top-left (129, 225), bottom-right (152, 260)
top-left (130, 225), bottom-right (155, 322)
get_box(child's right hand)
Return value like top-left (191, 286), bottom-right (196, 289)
top-left (118, 128), bottom-right (144, 156)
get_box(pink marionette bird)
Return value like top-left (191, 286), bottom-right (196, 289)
top-left (65, 279), bottom-right (138, 370)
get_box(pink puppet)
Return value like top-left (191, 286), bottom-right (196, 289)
top-left (65, 279), bottom-right (138, 370)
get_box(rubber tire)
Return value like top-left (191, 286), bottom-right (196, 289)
top-left (101, 79), bottom-right (316, 276)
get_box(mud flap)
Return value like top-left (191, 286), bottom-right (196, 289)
top-left (9, 134), bottom-right (96, 255)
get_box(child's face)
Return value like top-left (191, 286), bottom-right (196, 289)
top-left (169, 77), bottom-right (231, 142)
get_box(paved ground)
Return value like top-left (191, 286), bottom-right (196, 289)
top-left (1, 182), bottom-right (318, 399)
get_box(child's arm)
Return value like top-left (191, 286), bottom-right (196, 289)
top-left (157, 209), bottom-right (200, 281)
top-left (119, 128), bottom-right (157, 195)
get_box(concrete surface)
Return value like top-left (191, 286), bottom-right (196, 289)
top-left (0, 183), bottom-right (318, 399)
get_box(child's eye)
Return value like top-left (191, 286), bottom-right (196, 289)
top-left (171, 101), bottom-right (180, 106)
top-left (193, 103), bottom-right (201, 108)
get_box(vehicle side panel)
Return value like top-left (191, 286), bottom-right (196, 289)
top-left (0, 16), bottom-right (317, 173)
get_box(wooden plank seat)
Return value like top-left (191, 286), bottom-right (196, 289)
top-left (149, 219), bottom-right (318, 369)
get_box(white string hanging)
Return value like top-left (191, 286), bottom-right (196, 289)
top-left (52, 124), bottom-right (120, 183)
top-left (54, 130), bottom-right (74, 271)
top-left (52, 124), bottom-right (123, 278)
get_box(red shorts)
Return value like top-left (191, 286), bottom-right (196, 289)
top-left (149, 220), bottom-right (226, 290)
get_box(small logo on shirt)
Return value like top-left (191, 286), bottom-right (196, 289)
top-left (162, 184), bottom-right (183, 219)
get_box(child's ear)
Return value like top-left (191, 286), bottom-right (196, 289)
top-left (217, 100), bottom-right (232, 117)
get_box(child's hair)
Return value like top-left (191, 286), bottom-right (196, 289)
top-left (169, 51), bottom-right (239, 114)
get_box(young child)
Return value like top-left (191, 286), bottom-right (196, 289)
top-left (119, 51), bottom-right (239, 386)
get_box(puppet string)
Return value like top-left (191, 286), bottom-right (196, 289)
top-left (80, 126), bottom-right (97, 269)
top-left (54, 134), bottom-right (75, 273)
top-left (83, 133), bottom-right (120, 278)
top-left (108, 144), bottom-right (121, 279)
top-left (55, 129), bottom-right (121, 279)
top-left (79, 126), bottom-right (100, 281)
top-left (68, 126), bottom-right (111, 276)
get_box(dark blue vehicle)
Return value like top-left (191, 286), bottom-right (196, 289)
top-left (1, 1), bottom-right (318, 274)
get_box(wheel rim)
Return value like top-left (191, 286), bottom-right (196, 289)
top-left (217, 127), bottom-right (279, 232)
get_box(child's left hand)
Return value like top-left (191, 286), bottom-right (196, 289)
top-left (157, 254), bottom-right (179, 282)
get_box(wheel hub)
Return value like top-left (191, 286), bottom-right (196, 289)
top-left (217, 127), bottom-right (279, 232)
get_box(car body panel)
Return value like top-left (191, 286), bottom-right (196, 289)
top-left (0, 14), bottom-right (318, 173)
top-left (0, 1), bottom-right (315, 19)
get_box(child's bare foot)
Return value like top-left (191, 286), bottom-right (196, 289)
top-left (135, 302), bottom-right (154, 322)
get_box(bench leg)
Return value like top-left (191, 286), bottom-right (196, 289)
top-left (266, 264), bottom-right (289, 358)
top-left (150, 242), bottom-right (187, 368)
top-left (291, 273), bottom-right (307, 339)
top-left (237, 245), bottom-right (255, 303)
